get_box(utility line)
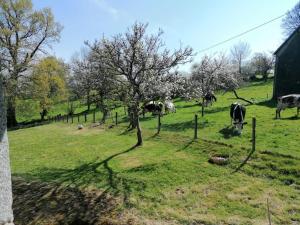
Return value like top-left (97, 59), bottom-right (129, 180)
top-left (198, 13), bottom-right (286, 53)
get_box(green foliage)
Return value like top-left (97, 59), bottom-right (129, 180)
top-left (16, 98), bottom-right (39, 122)
top-left (31, 57), bottom-right (68, 119)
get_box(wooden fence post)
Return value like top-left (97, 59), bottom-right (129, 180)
top-left (252, 117), bottom-right (256, 152)
top-left (267, 198), bottom-right (272, 225)
top-left (93, 110), bottom-right (96, 123)
top-left (115, 112), bottom-right (118, 125)
top-left (85, 113), bottom-right (87, 123)
top-left (194, 114), bottom-right (198, 139)
top-left (157, 114), bottom-right (161, 134)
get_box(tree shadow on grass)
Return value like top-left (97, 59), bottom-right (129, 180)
top-left (176, 140), bottom-right (194, 152)
top-left (176, 103), bottom-right (200, 109)
top-left (278, 115), bottom-right (300, 120)
top-left (203, 106), bottom-right (229, 115)
top-left (256, 99), bottom-right (277, 108)
top-left (15, 144), bottom-right (145, 209)
top-left (12, 177), bottom-right (124, 225)
top-left (219, 126), bottom-right (240, 139)
top-left (161, 120), bottom-right (194, 132)
top-left (161, 120), bottom-right (211, 132)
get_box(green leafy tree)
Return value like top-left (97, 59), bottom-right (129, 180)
top-left (0, 0), bottom-right (62, 127)
top-left (31, 57), bottom-right (67, 120)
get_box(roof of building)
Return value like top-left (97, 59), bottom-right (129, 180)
top-left (274, 26), bottom-right (300, 55)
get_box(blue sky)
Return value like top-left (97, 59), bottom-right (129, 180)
top-left (33, 0), bottom-right (299, 70)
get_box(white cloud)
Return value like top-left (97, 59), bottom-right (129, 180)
top-left (90, 0), bottom-right (120, 19)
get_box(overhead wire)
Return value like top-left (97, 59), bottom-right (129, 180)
top-left (197, 13), bottom-right (287, 53)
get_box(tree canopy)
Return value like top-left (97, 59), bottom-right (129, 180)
top-left (31, 57), bottom-right (67, 120)
top-left (0, 0), bottom-right (62, 126)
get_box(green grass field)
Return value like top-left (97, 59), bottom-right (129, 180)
top-left (15, 99), bottom-right (92, 122)
top-left (9, 81), bottom-right (300, 225)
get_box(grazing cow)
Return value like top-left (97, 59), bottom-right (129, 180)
top-left (230, 102), bottom-right (247, 134)
top-left (142, 101), bottom-right (164, 116)
top-left (204, 92), bottom-right (217, 106)
top-left (276, 94), bottom-right (300, 119)
top-left (164, 101), bottom-right (176, 114)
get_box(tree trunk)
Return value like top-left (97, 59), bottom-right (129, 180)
top-left (0, 78), bottom-right (15, 225)
top-left (238, 61), bottom-right (242, 74)
top-left (263, 71), bottom-right (268, 82)
top-left (101, 109), bottom-right (108, 124)
top-left (132, 102), bottom-right (142, 146)
top-left (87, 92), bottom-right (91, 111)
top-left (127, 105), bottom-right (136, 129)
top-left (6, 97), bottom-right (17, 128)
top-left (40, 109), bottom-right (47, 121)
top-left (99, 95), bottom-right (108, 124)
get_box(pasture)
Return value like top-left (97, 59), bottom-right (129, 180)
top-left (9, 80), bottom-right (300, 225)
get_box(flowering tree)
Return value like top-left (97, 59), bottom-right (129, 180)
top-left (186, 54), bottom-right (240, 101)
top-left (88, 22), bottom-right (193, 145)
top-left (251, 52), bottom-right (274, 82)
top-left (70, 49), bottom-right (94, 111)
top-left (89, 50), bottom-right (120, 123)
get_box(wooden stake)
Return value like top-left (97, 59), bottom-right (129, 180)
top-left (194, 114), bottom-right (198, 139)
top-left (115, 112), bottom-right (118, 125)
top-left (267, 198), bottom-right (272, 225)
top-left (252, 117), bottom-right (256, 152)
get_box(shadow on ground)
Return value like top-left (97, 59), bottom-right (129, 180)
top-left (13, 145), bottom-right (143, 225)
top-left (161, 120), bottom-right (212, 132)
top-left (12, 177), bottom-right (133, 225)
top-left (256, 99), bottom-right (277, 108)
top-left (219, 126), bottom-right (240, 139)
top-left (203, 106), bottom-right (229, 115)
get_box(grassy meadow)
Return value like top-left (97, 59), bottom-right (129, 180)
top-left (9, 80), bottom-right (300, 225)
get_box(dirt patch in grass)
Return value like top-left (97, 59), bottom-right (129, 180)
top-left (12, 177), bottom-right (133, 225)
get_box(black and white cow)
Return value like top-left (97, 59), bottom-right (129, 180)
top-left (142, 101), bottom-right (164, 116)
top-left (204, 92), bottom-right (217, 107)
top-left (276, 94), bottom-right (300, 119)
top-left (230, 102), bottom-right (247, 134)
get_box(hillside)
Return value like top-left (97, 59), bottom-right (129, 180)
top-left (9, 81), bottom-right (300, 225)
